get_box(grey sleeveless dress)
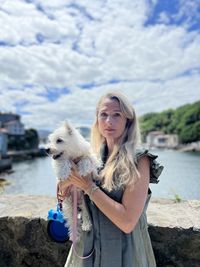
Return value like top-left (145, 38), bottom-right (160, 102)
top-left (65, 149), bottom-right (163, 267)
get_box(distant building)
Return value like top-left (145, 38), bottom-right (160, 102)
top-left (0, 129), bottom-right (8, 156)
top-left (0, 113), bottom-right (25, 135)
top-left (4, 120), bottom-right (25, 135)
top-left (146, 131), bottom-right (179, 148)
top-left (0, 113), bottom-right (20, 124)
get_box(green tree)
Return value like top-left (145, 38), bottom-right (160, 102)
top-left (140, 100), bottom-right (200, 144)
top-left (25, 129), bottom-right (39, 149)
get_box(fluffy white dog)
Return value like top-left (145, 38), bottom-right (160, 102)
top-left (46, 121), bottom-right (99, 240)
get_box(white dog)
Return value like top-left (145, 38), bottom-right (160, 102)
top-left (46, 121), bottom-right (99, 240)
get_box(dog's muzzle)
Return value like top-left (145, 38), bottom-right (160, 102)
top-left (53, 152), bottom-right (63, 160)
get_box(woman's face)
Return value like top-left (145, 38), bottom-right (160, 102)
top-left (97, 98), bottom-right (127, 143)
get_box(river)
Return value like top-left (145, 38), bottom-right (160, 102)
top-left (1, 149), bottom-right (200, 200)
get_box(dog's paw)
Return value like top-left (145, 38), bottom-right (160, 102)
top-left (81, 220), bottom-right (92, 231)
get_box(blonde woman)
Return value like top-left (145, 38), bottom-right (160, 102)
top-left (58, 92), bottom-right (163, 267)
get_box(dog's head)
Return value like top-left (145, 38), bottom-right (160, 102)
top-left (45, 121), bottom-right (89, 160)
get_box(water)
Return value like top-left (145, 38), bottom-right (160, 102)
top-left (149, 149), bottom-right (200, 200)
top-left (1, 149), bottom-right (200, 200)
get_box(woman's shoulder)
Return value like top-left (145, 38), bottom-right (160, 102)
top-left (134, 148), bottom-right (164, 184)
top-left (134, 148), bottom-right (158, 164)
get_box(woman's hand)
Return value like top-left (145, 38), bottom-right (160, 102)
top-left (57, 163), bottom-right (93, 201)
top-left (67, 164), bottom-right (93, 193)
top-left (57, 182), bottom-right (73, 202)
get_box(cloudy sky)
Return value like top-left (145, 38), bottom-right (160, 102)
top-left (0, 0), bottom-right (200, 131)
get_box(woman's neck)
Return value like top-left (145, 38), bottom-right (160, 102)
top-left (106, 139), bottom-right (114, 156)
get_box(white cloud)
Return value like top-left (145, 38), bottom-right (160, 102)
top-left (0, 0), bottom-right (199, 131)
top-left (158, 12), bottom-right (171, 24)
top-left (173, 0), bottom-right (200, 27)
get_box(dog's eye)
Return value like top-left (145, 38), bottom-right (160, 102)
top-left (56, 138), bottom-right (63, 143)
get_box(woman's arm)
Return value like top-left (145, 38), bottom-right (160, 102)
top-left (58, 156), bottom-right (150, 234)
top-left (90, 156), bottom-right (150, 233)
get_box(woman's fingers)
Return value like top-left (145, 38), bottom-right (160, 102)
top-left (57, 180), bottom-right (72, 201)
top-left (57, 167), bottom-right (93, 196)
top-left (71, 167), bottom-right (81, 178)
top-left (57, 192), bottom-right (65, 202)
top-left (64, 185), bottom-right (73, 196)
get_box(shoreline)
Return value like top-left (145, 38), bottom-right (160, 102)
top-left (0, 148), bottom-right (47, 173)
top-left (7, 148), bottom-right (47, 162)
top-left (144, 143), bottom-right (200, 153)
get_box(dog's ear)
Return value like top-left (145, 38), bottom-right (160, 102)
top-left (63, 121), bottom-right (73, 135)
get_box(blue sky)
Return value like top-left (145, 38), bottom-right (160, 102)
top-left (0, 0), bottom-right (200, 130)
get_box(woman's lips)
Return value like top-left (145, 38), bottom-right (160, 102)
top-left (105, 128), bottom-right (115, 132)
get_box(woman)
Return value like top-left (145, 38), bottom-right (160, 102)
top-left (58, 91), bottom-right (163, 267)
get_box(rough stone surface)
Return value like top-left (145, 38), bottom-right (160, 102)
top-left (0, 195), bottom-right (69, 267)
top-left (148, 198), bottom-right (200, 229)
top-left (150, 226), bottom-right (200, 267)
top-left (0, 195), bottom-right (200, 267)
top-left (0, 217), bottom-right (70, 267)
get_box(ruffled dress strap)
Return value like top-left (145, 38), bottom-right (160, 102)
top-left (135, 149), bottom-right (164, 184)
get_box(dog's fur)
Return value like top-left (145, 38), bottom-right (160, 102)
top-left (46, 121), bottom-right (99, 240)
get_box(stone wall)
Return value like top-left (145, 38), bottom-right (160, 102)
top-left (0, 217), bottom-right (70, 267)
top-left (0, 195), bottom-right (199, 267)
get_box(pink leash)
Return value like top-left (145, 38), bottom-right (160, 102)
top-left (72, 186), bottom-right (94, 259)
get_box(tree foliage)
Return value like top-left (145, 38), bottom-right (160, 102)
top-left (139, 100), bottom-right (200, 144)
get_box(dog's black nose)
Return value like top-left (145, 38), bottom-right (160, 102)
top-left (45, 148), bottom-right (51, 155)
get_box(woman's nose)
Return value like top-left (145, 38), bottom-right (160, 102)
top-left (105, 115), bottom-right (113, 124)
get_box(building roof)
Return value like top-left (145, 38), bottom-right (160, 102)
top-left (4, 120), bottom-right (24, 126)
top-left (147, 131), bottom-right (164, 136)
top-left (0, 128), bottom-right (8, 133)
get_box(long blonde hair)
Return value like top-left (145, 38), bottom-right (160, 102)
top-left (91, 91), bottom-right (141, 191)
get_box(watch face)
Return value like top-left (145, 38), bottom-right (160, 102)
top-left (47, 220), bottom-right (69, 243)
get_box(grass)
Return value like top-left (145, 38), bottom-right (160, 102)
top-left (0, 178), bottom-right (11, 193)
top-left (174, 193), bottom-right (182, 203)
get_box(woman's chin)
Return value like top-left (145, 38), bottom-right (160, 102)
top-left (104, 133), bottom-right (115, 139)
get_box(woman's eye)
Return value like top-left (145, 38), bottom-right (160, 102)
top-left (113, 113), bottom-right (121, 117)
top-left (99, 113), bottom-right (107, 118)
top-left (56, 139), bottom-right (63, 143)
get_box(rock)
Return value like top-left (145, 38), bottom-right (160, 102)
top-left (0, 217), bottom-right (70, 267)
top-left (0, 195), bottom-right (70, 267)
top-left (149, 226), bottom-right (200, 267)
top-left (148, 198), bottom-right (200, 267)
top-left (0, 195), bottom-right (199, 267)
top-left (148, 198), bottom-right (200, 229)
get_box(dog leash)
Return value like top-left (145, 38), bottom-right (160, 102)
top-left (72, 186), bottom-right (94, 259)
